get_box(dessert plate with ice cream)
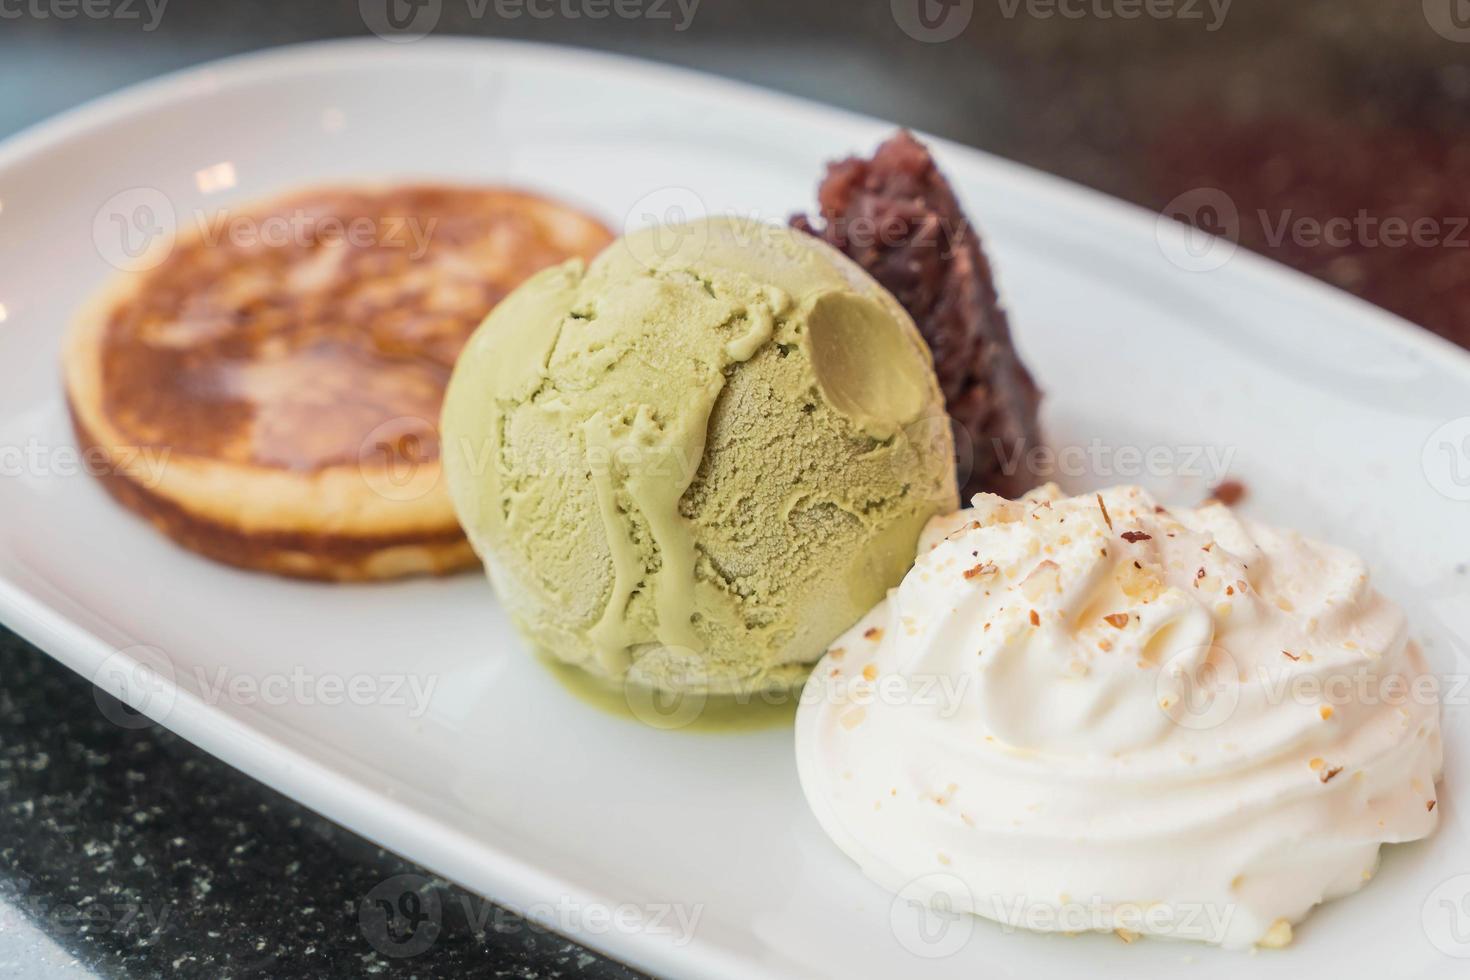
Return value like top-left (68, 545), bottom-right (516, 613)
top-left (0, 38), bottom-right (1466, 980)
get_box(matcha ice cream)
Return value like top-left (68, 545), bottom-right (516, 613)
top-left (442, 217), bottom-right (957, 694)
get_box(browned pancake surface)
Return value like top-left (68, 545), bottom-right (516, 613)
top-left (100, 185), bottom-right (613, 473)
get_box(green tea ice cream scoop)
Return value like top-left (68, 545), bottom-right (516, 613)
top-left (442, 217), bottom-right (958, 695)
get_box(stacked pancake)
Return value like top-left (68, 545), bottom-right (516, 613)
top-left (65, 185), bottom-right (612, 580)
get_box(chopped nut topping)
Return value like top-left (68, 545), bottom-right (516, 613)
top-left (1121, 530), bottom-right (1152, 543)
top-left (1319, 705), bottom-right (1333, 720)
top-left (1257, 918), bottom-right (1292, 949)
top-left (1116, 561), bottom-right (1164, 602)
top-left (1020, 560), bottom-right (1060, 600)
top-left (864, 627), bottom-right (884, 642)
top-left (839, 707), bottom-right (867, 730)
top-left (1320, 765), bottom-right (1343, 783)
top-left (1029, 609), bottom-right (1041, 627)
top-left (1103, 613), bottom-right (1130, 629)
top-left (1096, 493), bottom-right (1113, 530)
top-left (1309, 757), bottom-right (1324, 770)
top-left (1282, 650), bottom-right (1300, 661)
top-left (963, 561), bottom-right (999, 580)
top-left (1428, 800), bottom-right (1437, 812)
top-left (1115, 928), bottom-right (1138, 944)
top-left (828, 647), bottom-right (845, 660)
top-left (862, 664), bottom-right (879, 682)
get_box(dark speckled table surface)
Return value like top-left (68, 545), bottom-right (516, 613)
top-left (4, 1), bottom-right (1470, 977)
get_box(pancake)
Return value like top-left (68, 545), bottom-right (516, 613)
top-left (66, 184), bottom-right (614, 581)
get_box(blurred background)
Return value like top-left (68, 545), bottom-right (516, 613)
top-left (7, 0), bottom-right (1470, 347)
top-left (2, 1), bottom-right (1468, 977)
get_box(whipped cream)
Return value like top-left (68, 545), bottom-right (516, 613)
top-left (795, 485), bottom-right (1442, 948)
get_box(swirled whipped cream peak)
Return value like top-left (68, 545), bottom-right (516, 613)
top-left (795, 484), bottom-right (1442, 949)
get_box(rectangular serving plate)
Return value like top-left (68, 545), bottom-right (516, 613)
top-left (0, 37), bottom-right (1467, 980)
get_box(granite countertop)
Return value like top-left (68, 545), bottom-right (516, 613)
top-left (0, 640), bottom-right (643, 978)
top-left (3, 2), bottom-right (1469, 977)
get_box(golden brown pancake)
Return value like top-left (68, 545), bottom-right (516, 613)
top-left (66, 185), bottom-right (613, 580)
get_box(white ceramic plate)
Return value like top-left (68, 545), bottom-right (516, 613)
top-left (1, 37), bottom-right (1467, 980)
